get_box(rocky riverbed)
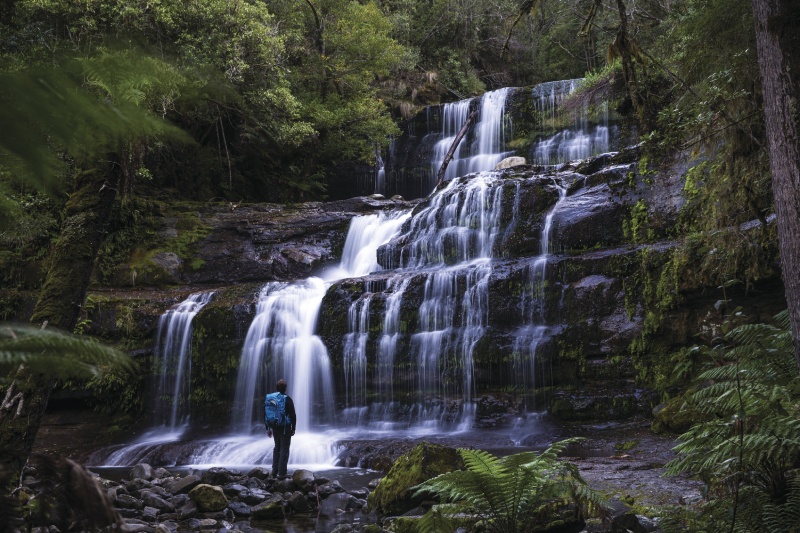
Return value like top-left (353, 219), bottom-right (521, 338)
top-left (27, 409), bottom-right (701, 532)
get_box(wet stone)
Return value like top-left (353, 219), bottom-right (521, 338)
top-left (143, 493), bottom-right (175, 512)
top-left (116, 494), bottom-right (144, 510)
top-left (130, 464), bottom-right (155, 481)
top-left (289, 491), bottom-right (313, 513)
top-left (227, 501), bottom-right (251, 517)
top-left (222, 483), bottom-right (248, 496)
top-left (177, 500), bottom-right (198, 520)
top-left (317, 480), bottom-right (344, 497)
top-left (142, 506), bottom-right (159, 521)
top-left (165, 474), bottom-right (201, 495)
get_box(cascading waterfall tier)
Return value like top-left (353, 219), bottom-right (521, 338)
top-left (378, 79), bottom-right (617, 199)
top-left (153, 291), bottom-right (215, 431)
top-left (530, 79), bottom-right (613, 165)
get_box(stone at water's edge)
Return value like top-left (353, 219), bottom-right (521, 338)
top-left (495, 156), bottom-right (527, 169)
top-left (367, 442), bottom-right (463, 516)
top-left (187, 483), bottom-right (228, 512)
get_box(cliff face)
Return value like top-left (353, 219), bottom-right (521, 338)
top-left (27, 148), bottom-right (784, 429)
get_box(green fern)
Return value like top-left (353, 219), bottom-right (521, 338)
top-left (0, 324), bottom-right (133, 380)
top-left (663, 310), bottom-right (800, 531)
top-left (413, 438), bottom-right (606, 533)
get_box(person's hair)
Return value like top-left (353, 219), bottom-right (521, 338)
top-left (276, 379), bottom-right (287, 394)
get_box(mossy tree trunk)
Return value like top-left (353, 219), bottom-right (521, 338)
top-left (751, 0), bottom-right (800, 369)
top-left (0, 163), bottom-right (120, 485)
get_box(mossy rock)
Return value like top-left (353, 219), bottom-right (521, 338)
top-left (367, 442), bottom-right (463, 516)
top-left (651, 396), bottom-right (700, 434)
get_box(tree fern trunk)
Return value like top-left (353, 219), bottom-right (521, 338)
top-left (0, 162), bottom-right (120, 485)
top-left (751, 0), bottom-right (800, 370)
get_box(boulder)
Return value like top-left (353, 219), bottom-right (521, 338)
top-left (289, 491), bottom-right (313, 513)
top-left (291, 469), bottom-right (315, 491)
top-left (116, 494), bottom-right (144, 510)
top-left (142, 493), bottom-right (175, 513)
top-left (250, 497), bottom-right (285, 520)
top-left (130, 464), bottom-right (155, 481)
top-left (164, 474), bottom-right (201, 495)
top-left (201, 467), bottom-right (241, 486)
top-left (188, 484), bottom-right (228, 512)
top-left (367, 442), bottom-right (464, 515)
top-left (496, 156), bottom-right (527, 169)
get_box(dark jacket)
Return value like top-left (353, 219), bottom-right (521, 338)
top-left (284, 395), bottom-right (297, 432)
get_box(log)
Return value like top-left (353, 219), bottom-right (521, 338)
top-left (435, 107), bottom-right (479, 189)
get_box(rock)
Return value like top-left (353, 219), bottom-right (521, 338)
top-left (186, 518), bottom-right (218, 530)
top-left (289, 491), bottom-right (313, 513)
top-left (143, 493), bottom-right (175, 513)
top-left (130, 464), bottom-right (155, 481)
top-left (250, 497), bottom-right (285, 520)
top-left (349, 488), bottom-right (369, 499)
top-left (153, 524), bottom-right (172, 533)
top-left (142, 506), bottom-right (159, 521)
top-left (201, 467), bottom-right (241, 486)
top-left (126, 478), bottom-right (153, 492)
top-left (153, 468), bottom-right (171, 479)
top-left (317, 480), bottom-right (345, 498)
top-left (651, 396), bottom-right (698, 434)
top-left (164, 474), bottom-right (201, 495)
top-left (245, 467), bottom-right (271, 480)
top-left (611, 512), bottom-right (647, 533)
top-left (176, 500), bottom-right (198, 520)
top-left (222, 483), bottom-right (248, 496)
top-left (320, 493), bottom-right (359, 515)
top-left (495, 156), bottom-right (527, 169)
top-left (272, 477), bottom-right (296, 492)
top-left (367, 442), bottom-right (464, 515)
top-left (291, 469), bottom-right (315, 491)
top-left (240, 488), bottom-right (268, 505)
top-left (188, 484), bottom-right (228, 512)
top-left (120, 519), bottom-right (154, 532)
top-left (227, 501), bottom-right (251, 517)
top-left (116, 493), bottom-right (144, 510)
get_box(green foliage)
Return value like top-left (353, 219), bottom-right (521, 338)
top-left (0, 324), bottom-right (133, 380)
top-left (662, 311), bottom-right (800, 532)
top-left (413, 439), bottom-right (606, 533)
top-left (0, 51), bottom-right (190, 196)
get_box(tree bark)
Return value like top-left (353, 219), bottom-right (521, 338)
top-left (751, 0), bottom-right (800, 368)
top-left (436, 108), bottom-right (479, 189)
top-left (0, 163), bottom-right (120, 484)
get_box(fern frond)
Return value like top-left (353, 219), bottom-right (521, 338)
top-left (0, 324), bottom-right (133, 379)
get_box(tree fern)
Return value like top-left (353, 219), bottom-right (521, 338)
top-left (664, 310), bottom-right (800, 531)
top-left (0, 324), bottom-right (133, 380)
top-left (413, 438), bottom-right (606, 533)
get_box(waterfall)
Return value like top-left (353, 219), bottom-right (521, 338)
top-left (530, 79), bottom-right (612, 165)
top-left (429, 88), bottom-right (513, 189)
top-left (385, 173), bottom-right (504, 429)
top-left (513, 180), bottom-right (568, 403)
top-left (232, 278), bottom-right (334, 433)
top-left (232, 210), bottom-right (410, 435)
top-left (152, 292), bottom-right (214, 432)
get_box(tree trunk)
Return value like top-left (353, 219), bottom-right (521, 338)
top-left (0, 163), bottom-right (119, 484)
top-left (751, 0), bottom-right (800, 368)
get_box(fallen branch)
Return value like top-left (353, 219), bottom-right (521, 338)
top-left (436, 108), bottom-right (479, 189)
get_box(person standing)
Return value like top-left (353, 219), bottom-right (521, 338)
top-left (265, 379), bottom-right (296, 478)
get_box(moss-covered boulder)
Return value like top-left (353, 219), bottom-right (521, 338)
top-left (651, 396), bottom-right (700, 434)
top-left (187, 484), bottom-right (228, 512)
top-left (367, 442), bottom-right (463, 516)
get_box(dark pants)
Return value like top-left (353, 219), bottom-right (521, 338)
top-left (271, 427), bottom-right (292, 477)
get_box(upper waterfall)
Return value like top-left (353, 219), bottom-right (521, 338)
top-left (377, 79), bottom-right (618, 199)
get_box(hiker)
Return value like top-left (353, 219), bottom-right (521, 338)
top-left (265, 378), bottom-right (296, 478)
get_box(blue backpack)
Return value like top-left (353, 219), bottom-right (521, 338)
top-left (264, 392), bottom-right (289, 427)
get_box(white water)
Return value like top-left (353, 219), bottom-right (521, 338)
top-left (530, 80), bottom-right (612, 165)
top-left (429, 88), bottom-right (514, 188)
top-left (513, 181), bottom-right (568, 403)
